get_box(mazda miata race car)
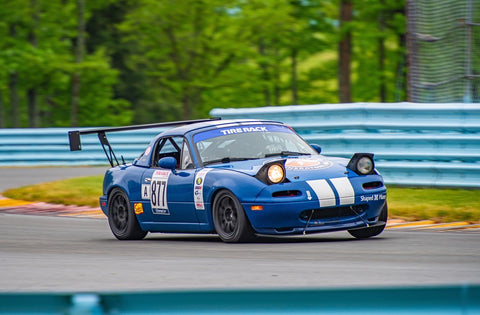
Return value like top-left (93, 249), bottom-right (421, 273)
top-left (69, 119), bottom-right (387, 242)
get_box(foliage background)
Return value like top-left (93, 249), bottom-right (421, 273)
top-left (0, 0), bottom-right (406, 127)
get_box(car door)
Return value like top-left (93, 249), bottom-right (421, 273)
top-left (140, 136), bottom-right (198, 223)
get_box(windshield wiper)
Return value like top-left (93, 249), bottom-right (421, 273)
top-left (203, 157), bottom-right (253, 166)
top-left (265, 151), bottom-right (311, 158)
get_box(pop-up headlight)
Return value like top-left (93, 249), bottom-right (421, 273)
top-left (347, 153), bottom-right (375, 175)
top-left (256, 160), bottom-right (286, 185)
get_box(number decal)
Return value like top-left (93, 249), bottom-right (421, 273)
top-left (152, 180), bottom-right (167, 208)
top-left (150, 170), bottom-right (170, 215)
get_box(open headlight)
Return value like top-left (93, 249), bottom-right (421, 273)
top-left (255, 160), bottom-right (287, 185)
top-left (357, 156), bottom-right (374, 175)
top-left (347, 153), bottom-right (375, 175)
top-left (267, 164), bottom-right (285, 184)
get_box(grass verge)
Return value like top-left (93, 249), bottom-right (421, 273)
top-left (3, 175), bottom-right (103, 208)
top-left (2, 176), bottom-right (479, 223)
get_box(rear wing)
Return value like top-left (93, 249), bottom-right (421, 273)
top-left (68, 118), bottom-right (220, 167)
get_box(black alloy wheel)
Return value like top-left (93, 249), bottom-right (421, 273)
top-left (108, 188), bottom-right (147, 240)
top-left (212, 190), bottom-right (254, 243)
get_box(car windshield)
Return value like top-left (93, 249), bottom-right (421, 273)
top-left (193, 124), bottom-right (317, 165)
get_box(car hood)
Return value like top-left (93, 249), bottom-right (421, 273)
top-left (206, 155), bottom-right (351, 181)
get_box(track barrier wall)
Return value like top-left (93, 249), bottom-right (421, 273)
top-left (0, 285), bottom-right (479, 314)
top-left (211, 103), bottom-right (480, 188)
top-left (0, 103), bottom-right (479, 187)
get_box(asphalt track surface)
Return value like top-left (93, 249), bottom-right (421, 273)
top-left (0, 167), bottom-right (479, 292)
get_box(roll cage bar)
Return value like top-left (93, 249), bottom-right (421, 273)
top-left (68, 118), bottom-right (220, 167)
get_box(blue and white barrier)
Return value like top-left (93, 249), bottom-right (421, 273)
top-left (0, 103), bottom-right (479, 187)
top-left (211, 103), bottom-right (480, 188)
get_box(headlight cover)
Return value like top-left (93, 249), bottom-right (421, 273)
top-left (347, 153), bottom-right (376, 175)
top-left (255, 160), bottom-right (287, 185)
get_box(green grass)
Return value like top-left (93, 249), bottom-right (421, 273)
top-left (3, 175), bottom-right (104, 208)
top-left (2, 176), bottom-right (480, 223)
top-left (387, 187), bottom-right (480, 223)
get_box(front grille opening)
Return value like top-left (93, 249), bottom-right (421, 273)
top-left (300, 204), bottom-right (369, 221)
top-left (363, 181), bottom-right (383, 190)
top-left (272, 190), bottom-right (301, 198)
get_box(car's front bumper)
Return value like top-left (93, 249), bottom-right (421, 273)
top-left (243, 199), bottom-right (385, 235)
top-left (242, 176), bottom-right (387, 235)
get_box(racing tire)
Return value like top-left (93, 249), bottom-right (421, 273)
top-left (212, 190), bottom-right (254, 243)
top-left (108, 188), bottom-right (147, 240)
top-left (348, 202), bottom-right (388, 239)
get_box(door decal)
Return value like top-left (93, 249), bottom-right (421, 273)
top-left (194, 169), bottom-right (211, 210)
top-left (151, 170), bottom-right (170, 215)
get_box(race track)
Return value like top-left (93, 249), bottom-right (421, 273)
top-left (1, 214), bottom-right (479, 292)
top-left (0, 167), bottom-right (479, 292)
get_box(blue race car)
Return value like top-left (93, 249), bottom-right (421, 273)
top-left (69, 119), bottom-right (387, 242)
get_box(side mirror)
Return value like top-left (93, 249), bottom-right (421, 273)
top-left (310, 144), bottom-right (322, 154)
top-left (158, 156), bottom-right (177, 171)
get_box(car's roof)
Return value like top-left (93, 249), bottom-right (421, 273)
top-left (159, 119), bottom-right (285, 137)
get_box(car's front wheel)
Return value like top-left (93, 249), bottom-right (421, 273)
top-left (108, 188), bottom-right (147, 240)
top-left (348, 203), bottom-right (388, 239)
top-left (212, 190), bottom-right (254, 243)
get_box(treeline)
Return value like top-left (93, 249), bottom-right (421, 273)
top-left (0, 0), bottom-right (406, 127)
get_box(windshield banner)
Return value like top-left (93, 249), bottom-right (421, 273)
top-left (193, 124), bottom-right (293, 143)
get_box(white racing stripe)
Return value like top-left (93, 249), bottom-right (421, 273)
top-left (330, 177), bottom-right (355, 205)
top-left (306, 179), bottom-right (336, 207)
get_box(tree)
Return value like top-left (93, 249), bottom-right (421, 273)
top-left (71, 0), bottom-right (85, 127)
top-left (348, 0), bottom-right (406, 102)
top-left (0, 0), bottom-right (131, 127)
top-left (120, 0), bottom-right (244, 120)
top-left (338, 0), bottom-right (352, 103)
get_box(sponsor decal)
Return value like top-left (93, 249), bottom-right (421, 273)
top-left (361, 193), bottom-right (386, 202)
top-left (194, 169), bottom-right (211, 210)
top-left (193, 124), bottom-right (293, 143)
top-left (151, 170), bottom-right (170, 215)
top-left (220, 126), bottom-right (268, 135)
top-left (138, 146), bottom-right (152, 163)
top-left (134, 203), bottom-right (144, 215)
top-left (144, 146), bottom-right (151, 156)
top-left (286, 158), bottom-right (333, 170)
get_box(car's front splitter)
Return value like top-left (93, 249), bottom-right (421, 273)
top-left (243, 198), bottom-right (385, 236)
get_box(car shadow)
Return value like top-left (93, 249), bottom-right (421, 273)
top-left (141, 232), bottom-right (389, 244)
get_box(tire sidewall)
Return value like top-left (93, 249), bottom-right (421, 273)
top-left (108, 188), bottom-right (146, 240)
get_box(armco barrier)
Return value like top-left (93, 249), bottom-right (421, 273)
top-left (211, 103), bottom-right (480, 188)
top-left (1, 285), bottom-right (479, 314)
top-left (0, 103), bottom-right (479, 187)
top-left (0, 127), bottom-right (167, 167)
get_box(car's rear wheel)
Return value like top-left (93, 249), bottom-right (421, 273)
top-left (212, 190), bottom-right (254, 243)
top-left (108, 188), bottom-right (147, 240)
top-left (348, 202), bottom-right (388, 239)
